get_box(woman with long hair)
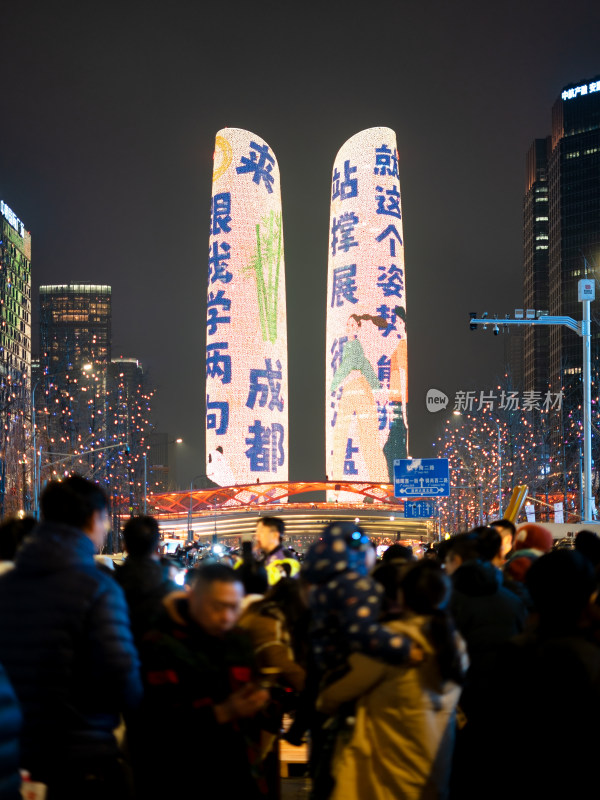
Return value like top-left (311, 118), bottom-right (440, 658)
top-left (318, 561), bottom-right (466, 800)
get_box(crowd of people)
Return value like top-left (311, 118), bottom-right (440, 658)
top-left (0, 475), bottom-right (598, 799)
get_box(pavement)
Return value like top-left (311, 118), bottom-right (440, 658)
top-left (279, 736), bottom-right (310, 799)
top-left (281, 777), bottom-right (311, 799)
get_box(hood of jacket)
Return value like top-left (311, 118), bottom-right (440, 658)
top-left (302, 522), bottom-right (371, 585)
top-left (452, 559), bottom-right (503, 597)
top-left (161, 591), bottom-right (190, 626)
top-left (14, 521), bottom-right (97, 577)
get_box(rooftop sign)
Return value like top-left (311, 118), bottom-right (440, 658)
top-left (0, 201), bottom-right (25, 237)
top-left (561, 80), bottom-right (600, 101)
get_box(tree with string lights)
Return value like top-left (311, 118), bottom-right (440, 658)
top-left (434, 395), bottom-right (562, 531)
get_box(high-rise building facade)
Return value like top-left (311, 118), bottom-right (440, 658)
top-left (37, 284), bottom-right (112, 480)
top-left (0, 200), bottom-right (31, 382)
top-left (522, 137), bottom-right (551, 394)
top-left (107, 357), bottom-right (155, 510)
top-left (40, 283), bottom-right (111, 371)
top-left (522, 78), bottom-right (600, 397)
top-left (0, 199), bottom-right (32, 514)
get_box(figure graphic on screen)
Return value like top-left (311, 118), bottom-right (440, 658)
top-left (330, 314), bottom-right (389, 480)
top-left (207, 446), bottom-right (236, 487)
top-left (384, 305), bottom-right (409, 479)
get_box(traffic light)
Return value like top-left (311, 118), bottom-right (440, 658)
top-left (469, 312), bottom-right (478, 331)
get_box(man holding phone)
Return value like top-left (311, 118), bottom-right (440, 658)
top-left (131, 563), bottom-right (269, 799)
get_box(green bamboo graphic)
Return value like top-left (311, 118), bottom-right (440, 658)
top-left (245, 211), bottom-right (282, 343)
top-left (254, 222), bottom-right (268, 341)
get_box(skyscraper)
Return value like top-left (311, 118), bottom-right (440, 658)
top-left (38, 283), bottom-right (112, 481)
top-left (107, 357), bottom-right (155, 510)
top-left (0, 199), bottom-right (32, 514)
top-left (39, 283), bottom-right (111, 371)
top-left (522, 78), bottom-right (600, 397)
top-left (522, 137), bottom-right (551, 394)
top-left (548, 78), bottom-right (600, 397)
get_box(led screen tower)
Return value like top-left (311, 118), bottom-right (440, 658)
top-left (206, 129), bottom-right (288, 486)
top-left (326, 128), bottom-right (408, 487)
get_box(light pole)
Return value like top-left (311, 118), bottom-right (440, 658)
top-left (188, 473), bottom-right (206, 542)
top-left (143, 452), bottom-right (147, 514)
top-left (491, 419), bottom-right (502, 518)
top-left (469, 277), bottom-right (595, 522)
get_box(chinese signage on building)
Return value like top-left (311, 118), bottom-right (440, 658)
top-left (206, 129), bottom-right (288, 486)
top-left (326, 128), bottom-right (408, 487)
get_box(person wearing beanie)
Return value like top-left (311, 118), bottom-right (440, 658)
top-left (503, 522), bottom-right (553, 587)
top-left (513, 522), bottom-right (554, 554)
top-left (303, 522), bottom-right (422, 674)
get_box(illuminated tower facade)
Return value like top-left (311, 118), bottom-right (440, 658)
top-left (326, 128), bottom-right (408, 487)
top-left (0, 200), bottom-right (31, 382)
top-left (0, 199), bottom-right (32, 514)
top-left (206, 129), bottom-right (288, 486)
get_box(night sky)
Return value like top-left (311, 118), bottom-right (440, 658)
top-left (1, 1), bottom-right (598, 486)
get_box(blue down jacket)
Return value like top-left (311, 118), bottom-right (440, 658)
top-left (0, 522), bottom-right (142, 780)
top-left (0, 662), bottom-right (21, 799)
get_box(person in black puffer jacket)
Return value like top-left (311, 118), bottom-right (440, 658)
top-left (0, 476), bottom-right (142, 800)
top-left (115, 515), bottom-right (177, 643)
top-left (445, 531), bottom-right (527, 800)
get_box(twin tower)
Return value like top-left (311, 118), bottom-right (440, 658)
top-left (206, 127), bottom-right (408, 488)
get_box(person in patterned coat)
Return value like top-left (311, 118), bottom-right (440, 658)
top-left (302, 522), bottom-right (421, 675)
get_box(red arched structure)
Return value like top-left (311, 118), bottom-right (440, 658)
top-left (150, 481), bottom-right (401, 516)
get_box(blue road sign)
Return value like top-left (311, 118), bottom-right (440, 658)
top-left (393, 458), bottom-right (450, 498)
top-left (404, 500), bottom-right (437, 518)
